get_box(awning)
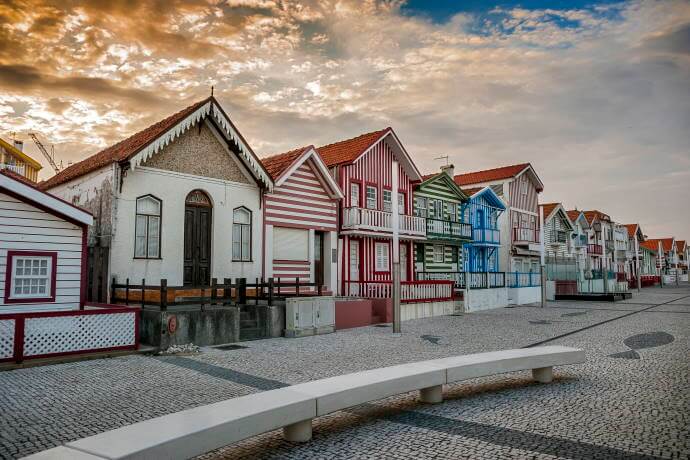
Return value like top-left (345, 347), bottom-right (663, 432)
top-left (512, 247), bottom-right (541, 257)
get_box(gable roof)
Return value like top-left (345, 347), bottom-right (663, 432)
top-left (644, 238), bottom-right (675, 253)
top-left (467, 185), bottom-right (506, 210)
top-left (316, 127), bottom-right (422, 181)
top-left (639, 240), bottom-right (659, 254)
top-left (453, 163), bottom-right (544, 192)
top-left (676, 240), bottom-right (686, 253)
top-left (582, 210), bottom-right (611, 225)
top-left (261, 146), bottom-right (343, 199)
top-left (417, 172), bottom-right (468, 201)
top-left (540, 202), bottom-right (574, 231)
top-left (0, 137), bottom-right (42, 170)
top-left (40, 96), bottom-right (273, 191)
top-left (461, 186), bottom-right (483, 196)
top-left (0, 169), bottom-right (92, 226)
top-left (622, 223), bottom-right (645, 241)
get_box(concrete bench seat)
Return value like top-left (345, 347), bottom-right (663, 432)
top-left (25, 345), bottom-right (584, 460)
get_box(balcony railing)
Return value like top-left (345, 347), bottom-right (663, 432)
top-left (587, 244), bottom-right (603, 255)
top-left (343, 280), bottom-right (454, 302)
top-left (417, 271), bottom-right (506, 289)
top-left (513, 227), bottom-right (539, 244)
top-left (426, 218), bottom-right (472, 239)
top-left (342, 207), bottom-right (426, 236)
top-left (473, 227), bottom-right (500, 244)
top-left (0, 163), bottom-right (25, 175)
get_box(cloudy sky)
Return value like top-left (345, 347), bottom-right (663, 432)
top-left (0, 0), bottom-right (688, 238)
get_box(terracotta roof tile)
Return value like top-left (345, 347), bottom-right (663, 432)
top-left (566, 210), bottom-right (582, 223)
top-left (0, 168), bottom-right (36, 186)
top-left (316, 128), bottom-right (390, 167)
top-left (40, 97), bottom-right (213, 190)
top-left (539, 202), bottom-right (559, 220)
top-left (622, 224), bottom-right (639, 239)
top-left (639, 240), bottom-right (659, 253)
top-left (453, 163), bottom-right (531, 187)
top-left (644, 238), bottom-right (675, 253)
top-left (461, 186), bottom-right (483, 196)
top-left (260, 146), bottom-right (312, 179)
top-left (582, 210), bottom-right (611, 225)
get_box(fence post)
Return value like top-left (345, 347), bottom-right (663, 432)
top-left (277, 277), bottom-right (281, 296)
top-left (223, 278), bottom-right (232, 304)
top-left (13, 317), bottom-right (25, 364)
top-left (296, 277), bottom-right (300, 297)
top-left (268, 278), bottom-right (274, 306)
top-left (141, 279), bottom-right (146, 308)
top-left (255, 277), bottom-right (260, 305)
top-left (211, 278), bottom-right (218, 305)
top-left (160, 279), bottom-right (168, 311)
top-left (317, 280), bottom-right (322, 296)
top-left (125, 278), bottom-right (130, 306)
top-left (111, 276), bottom-right (117, 304)
top-left (237, 278), bottom-right (246, 304)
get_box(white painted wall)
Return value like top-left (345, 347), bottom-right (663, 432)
top-left (465, 287), bottom-right (509, 312)
top-left (111, 166), bottom-right (263, 285)
top-left (508, 286), bottom-right (541, 305)
top-left (0, 191), bottom-right (83, 313)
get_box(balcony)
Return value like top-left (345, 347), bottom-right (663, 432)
top-left (417, 271), bottom-right (506, 289)
top-left (342, 207), bottom-right (426, 237)
top-left (513, 227), bottom-right (539, 244)
top-left (604, 240), bottom-right (614, 251)
top-left (587, 244), bottom-right (603, 255)
top-left (0, 163), bottom-right (25, 175)
top-left (426, 218), bottom-right (472, 240)
top-left (472, 227), bottom-right (500, 245)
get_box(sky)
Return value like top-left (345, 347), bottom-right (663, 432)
top-left (0, 0), bottom-right (688, 239)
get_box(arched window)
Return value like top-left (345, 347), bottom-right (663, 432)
top-left (232, 207), bottom-right (251, 261)
top-left (135, 195), bottom-right (161, 258)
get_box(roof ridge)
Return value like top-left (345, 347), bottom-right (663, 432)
top-left (316, 127), bottom-right (389, 151)
top-left (454, 162), bottom-right (530, 179)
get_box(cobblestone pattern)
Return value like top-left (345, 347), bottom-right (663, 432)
top-left (0, 286), bottom-right (688, 459)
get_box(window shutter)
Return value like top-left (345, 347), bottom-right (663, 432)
top-left (274, 227), bottom-right (309, 260)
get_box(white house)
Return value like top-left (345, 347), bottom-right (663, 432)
top-left (1, 169), bottom-right (93, 313)
top-left (40, 96), bottom-right (273, 290)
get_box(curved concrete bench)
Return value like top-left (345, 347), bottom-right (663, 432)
top-left (25, 345), bottom-right (584, 460)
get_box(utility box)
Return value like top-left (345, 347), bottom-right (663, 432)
top-left (285, 297), bottom-right (335, 338)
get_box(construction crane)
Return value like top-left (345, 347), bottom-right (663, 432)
top-left (28, 133), bottom-right (62, 173)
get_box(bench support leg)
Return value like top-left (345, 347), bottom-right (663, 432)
top-left (419, 385), bottom-right (443, 403)
top-left (284, 419), bottom-right (312, 442)
top-left (532, 366), bottom-right (553, 383)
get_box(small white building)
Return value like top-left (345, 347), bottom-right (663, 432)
top-left (1, 170), bottom-right (93, 313)
top-left (41, 96), bottom-right (273, 290)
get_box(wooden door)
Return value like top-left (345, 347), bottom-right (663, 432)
top-left (183, 191), bottom-right (212, 286)
top-left (314, 231), bottom-right (325, 288)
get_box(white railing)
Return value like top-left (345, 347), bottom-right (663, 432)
top-left (426, 219), bottom-right (472, 239)
top-left (344, 280), bottom-right (453, 302)
top-left (0, 163), bottom-right (25, 175)
top-left (0, 305), bottom-right (139, 364)
top-left (342, 207), bottom-right (426, 236)
top-left (472, 227), bottom-right (500, 244)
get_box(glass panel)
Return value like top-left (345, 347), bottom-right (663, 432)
top-left (148, 216), bottom-right (160, 258)
top-left (136, 196), bottom-right (161, 215)
top-left (233, 208), bottom-right (250, 225)
top-left (242, 226), bottom-right (251, 260)
top-left (398, 193), bottom-right (404, 214)
top-left (135, 215), bottom-right (147, 257)
top-left (350, 183), bottom-right (360, 207)
top-left (366, 187), bottom-right (377, 210)
top-left (383, 190), bottom-right (392, 212)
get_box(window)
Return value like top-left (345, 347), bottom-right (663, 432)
top-left (134, 195), bottom-right (161, 258)
top-left (434, 200), bottom-right (443, 219)
top-left (5, 252), bottom-right (56, 302)
top-left (233, 207), bottom-right (251, 261)
top-left (433, 245), bottom-right (444, 263)
top-left (415, 197), bottom-right (427, 217)
top-left (350, 182), bottom-right (360, 207)
top-left (383, 189), bottom-right (392, 212)
top-left (375, 242), bottom-right (390, 272)
top-left (447, 203), bottom-right (456, 222)
top-left (366, 186), bottom-right (377, 210)
top-left (398, 192), bottom-right (405, 214)
top-left (520, 177), bottom-right (528, 195)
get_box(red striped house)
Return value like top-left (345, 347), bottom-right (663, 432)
top-left (261, 146), bottom-right (343, 292)
top-left (315, 128), bottom-right (425, 295)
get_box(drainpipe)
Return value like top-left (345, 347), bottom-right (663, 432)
top-left (391, 160), bottom-right (401, 334)
top-left (634, 232), bottom-right (641, 293)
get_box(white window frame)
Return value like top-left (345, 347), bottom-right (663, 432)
top-left (374, 242), bottom-right (390, 272)
top-left (134, 195), bottom-right (161, 259)
top-left (447, 203), bottom-right (456, 222)
top-left (520, 176), bottom-right (528, 195)
top-left (233, 207), bottom-right (252, 261)
top-left (433, 245), bottom-right (444, 263)
top-left (415, 197), bottom-right (427, 217)
top-left (366, 186), bottom-right (377, 210)
top-left (383, 189), bottom-right (392, 213)
top-left (350, 182), bottom-right (360, 208)
top-left (6, 252), bottom-right (55, 301)
top-left (398, 192), bottom-right (405, 214)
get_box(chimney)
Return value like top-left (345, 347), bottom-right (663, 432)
top-left (441, 163), bottom-right (454, 178)
top-left (13, 140), bottom-right (23, 152)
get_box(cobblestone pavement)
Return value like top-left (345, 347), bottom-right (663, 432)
top-left (1, 285), bottom-right (688, 459)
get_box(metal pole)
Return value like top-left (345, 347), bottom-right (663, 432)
top-left (658, 240), bottom-right (664, 288)
top-left (602, 224), bottom-right (608, 294)
top-left (634, 233), bottom-right (641, 293)
top-left (539, 205), bottom-right (546, 307)
top-left (391, 160), bottom-right (401, 334)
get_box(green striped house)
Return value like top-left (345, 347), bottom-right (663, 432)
top-left (413, 167), bottom-right (472, 276)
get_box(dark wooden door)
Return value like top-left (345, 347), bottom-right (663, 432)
top-left (314, 231), bottom-right (325, 288)
top-left (183, 193), bottom-right (212, 286)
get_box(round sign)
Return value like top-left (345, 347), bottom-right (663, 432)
top-left (167, 316), bottom-right (177, 334)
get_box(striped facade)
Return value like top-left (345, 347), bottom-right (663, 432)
top-left (544, 210), bottom-right (573, 258)
top-left (337, 138), bottom-right (417, 286)
top-left (509, 174), bottom-right (540, 243)
top-left (465, 189), bottom-right (504, 273)
top-left (264, 158), bottom-right (338, 283)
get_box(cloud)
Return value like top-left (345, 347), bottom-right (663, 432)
top-left (0, 0), bottom-right (688, 238)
